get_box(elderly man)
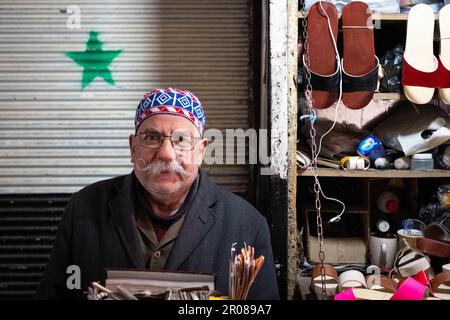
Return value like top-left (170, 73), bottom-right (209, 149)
top-left (36, 88), bottom-right (279, 299)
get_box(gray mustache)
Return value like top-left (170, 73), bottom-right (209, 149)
top-left (138, 159), bottom-right (189, 177)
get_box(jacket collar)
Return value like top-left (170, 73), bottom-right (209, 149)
top-left (109, 170), bottom-right (217, 270)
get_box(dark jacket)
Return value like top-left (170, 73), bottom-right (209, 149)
top-left (36, 171), bottom-right (280, 299)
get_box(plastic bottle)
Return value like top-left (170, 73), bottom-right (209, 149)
top-left (376, 191), bottom-right (399, 214)
top-left (394, 156), bottom-right (411, 170)
top-left (374, 157), bottom-right (394, 169)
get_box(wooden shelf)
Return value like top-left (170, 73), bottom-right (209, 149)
top-left (298, 92), bottom-right (402, 100)
top-left (373, 92), bottom-right (440, 101)
top-left (297, 168), bottom-right (450, 178)
top-left (373, 92), bottom-right (402, 100)
top-left (297, 12), bottom-right (438, 21)
top-left (303, 203), bottom-right (368, 214)
top-left (299, 92), bottom-right (439, 102)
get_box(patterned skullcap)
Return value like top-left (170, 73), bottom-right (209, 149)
top-left (135, 88), bottom-right (206, 136)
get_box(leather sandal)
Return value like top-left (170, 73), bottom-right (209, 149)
top-left (394, 239), bottom-right (431, 277)
top-left (423, 213), bottom-right (450, 243)
top-left (417, 237), bottom-right (450, 259)
top-left (419, 213), bottom-right (450, 258)
top-left (431, 271), bottom-right (450, 300)
top-left (402, 4), bottom-right (437, 104)
top-left (438, 4), bottom-right (450, 104)
top-left (335, 288), bottom-right (394, 300)
top-left (341, 1), bottom-right (378, 109)
top-left (390, 277), bottom-right (428, 300)
top-left (338, 270), bottom-right (367, 291)
top-left (366, 274), bottom-right (397, 293)
top-left (335, 277), bottom-right (427, 300)
top-left (310, 263), bottom-right (338, 300)
top-left (304, 1), bottom-right (339, 109)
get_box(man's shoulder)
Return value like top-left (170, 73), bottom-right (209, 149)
top-left (74, 174), bottom-right (129, 200)
top-left (200, 173), bottom-right (263, 222)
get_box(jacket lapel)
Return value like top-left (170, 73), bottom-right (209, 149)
top-left (109, 173), bottom-right (146, 269)
top-left (165, 171), bottom-right (217, 270)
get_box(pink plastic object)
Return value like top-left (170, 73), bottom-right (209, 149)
top-left (390, 277), bottom-right (426, 300)
top-left (334, 288), bottom-right (356, 300)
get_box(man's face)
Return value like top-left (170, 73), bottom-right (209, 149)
top-left (129, 114), bottom-right (208, 200)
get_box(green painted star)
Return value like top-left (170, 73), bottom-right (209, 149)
top-left (66, 31), bottom-right (122, 89)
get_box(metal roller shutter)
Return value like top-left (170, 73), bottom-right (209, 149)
top-left (0, 0), bottom-right (252, 194)
top-left (0, 0), bottom-right (253, 299)
top-left (0, 194), bottom-right (66, 299)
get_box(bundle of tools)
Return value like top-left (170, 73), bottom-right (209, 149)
top-left (229, 243), bottom-right (265, 300)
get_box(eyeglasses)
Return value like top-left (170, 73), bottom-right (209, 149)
top-left (136, 131), bottom-right (201, 151)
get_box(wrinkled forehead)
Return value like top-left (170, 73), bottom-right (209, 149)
top-left (137, 113), bottom-right (198, 135)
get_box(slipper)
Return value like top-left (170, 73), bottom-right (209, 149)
top-left (402, 4), bottom-right (437, 104)
top-left (366, 274), bottom-right (397, 293)
top-left (438, 4), bottom-right (450, 104)
top-left (390, 277), bottom-right (427, 300)
top-left (443, 263), bottom-right (450, 272)
top-left (431, 271), bottom-right (450, 300)
top-left (338, 270), bottom-right (367, 291)
top-left (341, 1), bottom-right (379, 109)
top-left (353, 288), bottom-right (394, 300)
top-left (304, 1), bottom-right (339, 109)
top-left (310, 264), bottom-right (339, 300)
top-left (335, 277), bottom-right (427, 300)
top-left (334, 288), bottom-right (393, 300)
top-left (394, 242), bottom-right (431, 277)
top-left (334, 288), bottom-right (356, 300)
top-left (423, 212), bottom-right (450, 243)
top-left (417, 237), bottom-right (450, 259)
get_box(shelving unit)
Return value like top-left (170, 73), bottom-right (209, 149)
top-left (291, 4), bottom-right (449, 300)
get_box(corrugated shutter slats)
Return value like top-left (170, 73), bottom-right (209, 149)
top-left (0, 194), bottom-right (67, 299)
top-left (0, 0), bottom-right (252, 194)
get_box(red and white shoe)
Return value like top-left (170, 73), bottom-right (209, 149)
top-left (438, 4), bottom-right (450, 104)
top-left (402, 4), bottom-right (437, 104)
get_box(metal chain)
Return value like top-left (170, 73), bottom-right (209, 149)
top-left (299, 0), bottom-right (327, 300)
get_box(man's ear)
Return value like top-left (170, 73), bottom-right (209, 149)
top-left (129, 134), bottom-right (136, 163)
top-left (195, 138), bottom-right (209, 165)
top-left (199, 138), bottom-right (209, 158)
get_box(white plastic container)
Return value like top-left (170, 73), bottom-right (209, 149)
top-left (410, 153), bottom-right (434, 170)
